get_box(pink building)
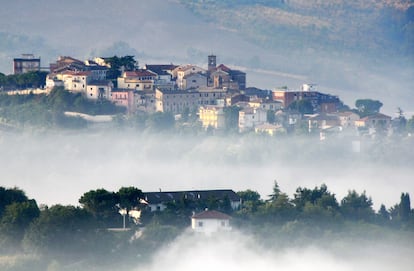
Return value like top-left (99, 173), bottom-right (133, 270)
top-left (110, 89), bottom-right (135, 114)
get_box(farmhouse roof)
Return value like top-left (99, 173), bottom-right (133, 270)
top-left (143, 189), bottom-right (240, 204)
top-left (192, 210), bottom-right (231, 220)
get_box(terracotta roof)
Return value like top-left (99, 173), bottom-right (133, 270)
top-left (124, 70), bottom-right (156, 78)
top-left (88, 80), bottom-right (111, 86)
top-left (192, 210), bottom-right (231, 220)
top-left (62, 70), bottom-right (91, 76)
top-left (216, 64), bottom-right (231, 72)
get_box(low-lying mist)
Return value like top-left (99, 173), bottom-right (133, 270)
top-left (140, 230), bottom-right (414, 271)
top-left (1, 129), bottom-right (412, 210)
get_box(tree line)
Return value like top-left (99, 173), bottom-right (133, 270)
top-left (0, 87), bottom-right (125, 128)
top-left (0, 71), bottom-right (48, 91)
top-left (1, 183), bottom-right (412, 261)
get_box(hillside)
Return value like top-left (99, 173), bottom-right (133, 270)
top-left (0, 0), bottom-right (413, 115)
top-left (180, 0), bottom-right (414, 59)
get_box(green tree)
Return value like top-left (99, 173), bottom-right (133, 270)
top-left (407, 115), bottom-right (414, 133)
top-left (288, 99), bottom-right (314, 114)
top-left (79, 189), bottom-right (119, 227)
top-left (223, 105), bottom-right (241, 133)
top-left (293, 184), bottom-right (338, 210)
top-left (23, 205), bottom-right (99, 257)
top-left (267, 180), bottom-right (281, 202)
top-left (376, 204), bottom-right (390, 224)
top-left (355, 99), bottom-right (383, 117)
top-left (399, 193), bottom-right (411, 222)
top-left (0, 187), bottom-right (29, 217)
top-left (117, 187), bottom-right (144, 211)
top-left (146, 111), bottom-right (175, 131)
top-left (340, 190), bottom-right (375, 221)
top-left (267, 109), bottom-right (276, 124)
top-left (105, 55), bottom-right (138, 80)
top-left (0, 200), bottom-right (40, 250)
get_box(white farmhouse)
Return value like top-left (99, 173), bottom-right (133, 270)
top-left (191, 210), bottom-right (232, 234)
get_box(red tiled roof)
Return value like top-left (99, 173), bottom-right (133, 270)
top-left (124, 70), bottom-right (156, 77)
top-left (192, 210), bottom-right (231, 220)
top-left (216, 64), bottom-right (231, 72)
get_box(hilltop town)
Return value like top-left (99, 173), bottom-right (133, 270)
top-left (1, 54), bottom-right (413, 140)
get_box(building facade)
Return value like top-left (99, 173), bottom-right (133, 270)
top-left (13, 54), bottom-right (41, 74)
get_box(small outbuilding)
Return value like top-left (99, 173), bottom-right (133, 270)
top-left (191, 210), bottom-right (232, 234)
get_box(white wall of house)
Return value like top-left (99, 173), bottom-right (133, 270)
top-left (239, 108), bottom-right (267, 132)
top-left (86, 84), bottom-right (111, 100)
top-left (191, 218), bottom-right (231, 234)
top-left (118, 78), bottom-right (154, 91)
top-left (182, 73), bottom-right (207, 90)
top-left (62, 74), bottom-right (89, 93)
top-left (45, 77), bottom-right (63, 90)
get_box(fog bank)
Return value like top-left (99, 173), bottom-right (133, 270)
top-left (1, 130), bottom-right (412, 210)
top-left (140, 230), bottom-right (414, 271)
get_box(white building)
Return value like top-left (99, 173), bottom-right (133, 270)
top-left (238, 107), bottom-right (267, 132)
top-left (174, 65), bottom-right (206, 90)
top-left (117, 70), bottom-right (157, 91)
top-left (86, 80), bottom-right (113, 100)
top-left (191, 210), bottom-right (232, 234)
top-left (60, 71), bottom-right (91, 93)
top-left (182, 73), bottom-right (207, 90)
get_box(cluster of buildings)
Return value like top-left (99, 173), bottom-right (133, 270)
top-left (12, 53), bottom-right (397, 138)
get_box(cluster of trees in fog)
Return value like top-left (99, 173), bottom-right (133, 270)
top-left (1, 183), bottom-right (413, 269)
top-left (0, 71), bottom-right (48, 91)
top-left (0, 87), bottom-right (125, 128)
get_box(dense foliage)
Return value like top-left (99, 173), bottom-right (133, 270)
top-left (0, 87), bottom-right (125, 128)
top-left (0, 71), bottom-right (48, 90)
top-left (180, 0), bottom-right (414, 58)
top-left (0, 182), bottom-right (413, 270)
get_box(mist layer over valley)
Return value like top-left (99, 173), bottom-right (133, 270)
top-left (1, 129), bottom-right (412, 210)
top-left (1, 1), bottom-right (413, 270)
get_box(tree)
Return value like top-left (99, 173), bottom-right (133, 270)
top-left (23, 205), bottom-right (99, 256)
top-left (0, 200), bottom-right (40, 250)
top-left (267, 180), bottom-right (281, 202)
top-left (355, 99), bottom-right (383, 117)
top-left (399, 193), bottom-right (411, 221)
top-left (79, 189), bottom-right (119, 226)
top-left (293, 184), bottom-right (338, 210)
top-left (146, 111), bottom-right (175, 131)
top-left (267, 110), bottom-right (276, 124)
top-left (377, 204), bottom-right (390, 224)
top-left (0, 186), bottom-right (29, 217)
top-left (340, 190), bottom-right (375, 221)
top-left (288, 99), bottom-right (314, 114)
top-left (407, 115), bottom-right (414, 133)
top-left (223, 105), bottom-right (241, 133)
top-left (117, 187), bottom-right (144, 211)
top-left (105, 55), bottom-right (138, 80)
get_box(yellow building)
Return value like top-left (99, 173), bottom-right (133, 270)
top-left (199, 106), bottom-right (225, 129)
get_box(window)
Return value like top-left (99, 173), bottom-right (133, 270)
top-left (198, 221), bottom-right (203, 227)
top-left (221, 221), bottom-right (225, 227)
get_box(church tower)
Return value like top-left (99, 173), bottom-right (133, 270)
top-left (208, 55), bottom-right (216, 72)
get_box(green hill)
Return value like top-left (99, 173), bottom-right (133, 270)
top-left (180, 0), bottom-right (414, 59)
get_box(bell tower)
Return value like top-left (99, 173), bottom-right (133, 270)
top-left (208, 55), bottom-right (216, 72)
